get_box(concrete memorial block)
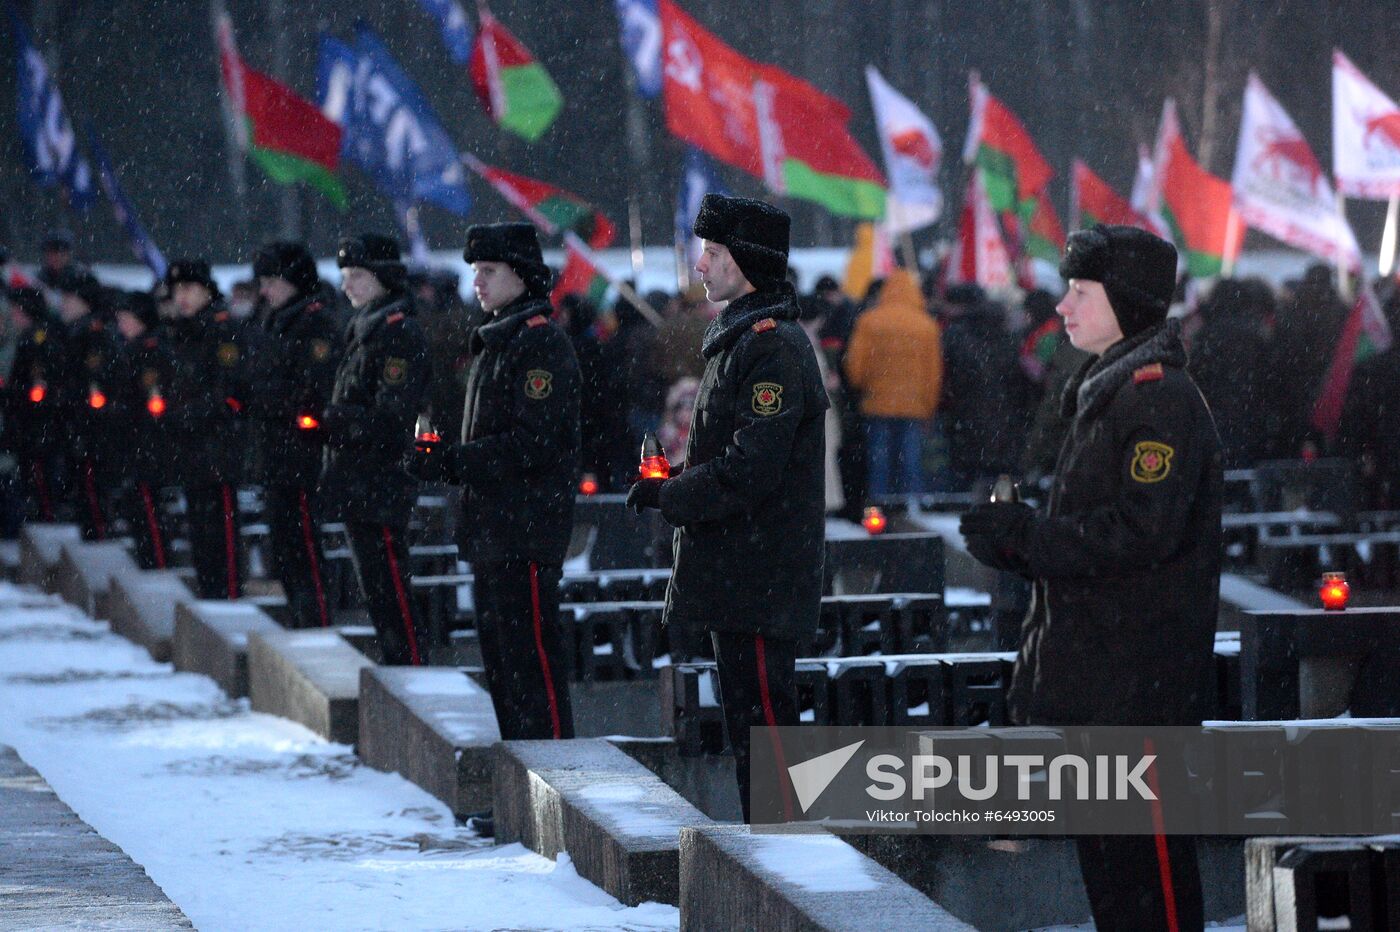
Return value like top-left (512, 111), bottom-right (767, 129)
top-left (17, 522), bottom-right (81, 591)
top-left (679, 824), bottom-right (970, 931)
top-left (357, 666), bottom-right (500, 817)
top-left (0, 744), bottom-right (194, 929)
top-left (172, 600), bottom-right (282, 697)
top-left (108, 570), bottom-right (191, 661)
top-left (1241, 608), bottom-right (1400, 720)
top-left (495, 738), bottom-right (714, 907)
top-left (1246, 836), bottom-right (1392, 932)
top-left (248, 628), bottom-right (373, 744)
top-left (56, 540), bottom-right (141, 619)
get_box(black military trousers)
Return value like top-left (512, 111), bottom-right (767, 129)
top-left (1076, 834), bottom-right (1203, 932)
top-left (472, 558), bottom-right (574, 741)
top-left (17, 452), bottom-right (61, 522)
top-left (121, 480), bottom-right (172, 570)
top-left (185, 482), bottom-right (242, 599)
top-left (264, 485), bottom-right (332, 628)
top-left (712, 631), bottom-right (799, 824)
top-left (345, 521), bottom-right (427, 666)
top-left (73, 454), bottom-right (110, 541)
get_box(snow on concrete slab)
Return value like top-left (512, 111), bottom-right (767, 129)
top-left (0, 582), bottom-right (677, 931)
top-left (747, 833), bottom-right (882, 893)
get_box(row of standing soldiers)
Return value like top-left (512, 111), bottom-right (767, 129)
top-left (3, 238), bottom-right (442, 670)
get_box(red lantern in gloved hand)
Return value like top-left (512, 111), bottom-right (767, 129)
top-left (639, 432), bottom-right (670, 480)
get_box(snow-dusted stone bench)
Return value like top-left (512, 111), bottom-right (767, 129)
top-left (0, 745), bottom-right (194, 929)
top-left (56, 540), bottom-right (141, 620)
top-left (108, 570), bottom-right (190, 661)
top-left (357, 666), bottom-right (500, 817)
top-left (679, 824), bottom-right (971, 931)
top-left (172, 600), bottom-right (281, 697)
top-left (18, 523), bottom-right (80, 591)
top-left (495, 738), bottom-right (714, 906)
top-left (248, 628), bottom-right (372, 744)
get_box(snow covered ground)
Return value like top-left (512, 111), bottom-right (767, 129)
top-left (0, 582), bottom-right (678, 931)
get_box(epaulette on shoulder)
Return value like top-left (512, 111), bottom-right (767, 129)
top-left (90, 319), bottom-right (103, 332)
top-left (525, 314), bottom-right (549, 328)
top-left (386, 311), bottom-right (405, 325)
top-left (751, 317), bottom-right (777, 334)
top-left (213, 310), bottom-right (230, 323)
top-left (1132, 362), bottom-right (1165, 384)
top-left (306, 300), bottom-right (324, 314)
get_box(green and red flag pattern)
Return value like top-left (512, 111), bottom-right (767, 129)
top-left (963, 77), bottom-right (1053, 229)
top-left (1023, 193), bottom-right (1065, 263)
top-left (217, 13), bottom-right (345, 208)
top-left (1311, 281), bottom-right (1394, 440)
top-left (470, 5), bottom-right (562, 142)
top-left (471, 161), bottom-right (616, 247)
top-left (1149, 101), bottom-right (1239, 278)
top-left (1071, 159), bottom-right (1151, 231)
top-left (755, 67), bottom-right (887, 219)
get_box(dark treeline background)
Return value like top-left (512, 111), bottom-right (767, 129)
top-left (2, 0), bottom-right (1397, 266)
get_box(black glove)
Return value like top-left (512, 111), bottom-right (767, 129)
top-left (963, 531), bottom-right (1023, 572)
top-left (626, 478), bottom-right (666, 515)
top-left (403, 447), bottom-right (449, 482)
top-left (959, 501), bottom-right (1033, 539)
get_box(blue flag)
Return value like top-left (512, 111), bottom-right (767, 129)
top-left (415, 0), bottom-right (474, 64)
top-left (676, 147), bottom-right (727, 267)
top-left (316, 25), bottom-right (472, 218)
top-left (90, 134), bottom-right (166, 280)
top-left (614, 0), bottom-right (661, 98)
top-left (11, 11), bottom-right (93, 209)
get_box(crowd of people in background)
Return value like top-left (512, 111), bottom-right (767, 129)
top-left (5, 229), bottom-right (1400, 541)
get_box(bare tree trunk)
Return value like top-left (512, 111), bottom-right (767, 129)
top-left (1198, 0), bottom-right (1230, 174)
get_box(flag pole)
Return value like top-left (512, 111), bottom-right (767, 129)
top-left (1379, 192), bottom-right (1400, 278)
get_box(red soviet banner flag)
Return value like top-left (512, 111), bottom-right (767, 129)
top-left (659, 0), bottom-right (762, 177)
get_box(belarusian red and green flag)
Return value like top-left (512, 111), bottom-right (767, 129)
top-left (658, 0), bottom-right (885, 219)
top-left (1070, 159), bottom-right (1153, 231)
top-left (470, 4), bottom-right (562, 142)
top-left (216, 9), bottom-right (346, 208)
top-left (461, 156), bottom-right (616, 306)
top-left (1024, 195), bottom-right (1065, 263)
top-left (1311, 280), bottom-right (1394, 439)
top-left (1148, 99), bottom-right (1241, 278)
top-left (962, 75), bottom-right (1053, 238)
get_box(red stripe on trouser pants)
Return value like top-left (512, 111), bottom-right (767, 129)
top-left (754, 635), bottom-right (795, 822)
top-left (1143, 738), bottom-right (1180, 932)
top-left (139, 482), bottom-right (166, 568)
top-left (220, 484), bottom-right (238, 599)
top-left (529, 562), bottom-right (562, 739)
top-left (297, 491), bottom-right (330, 627)
top-left (380, 526), bottom-right (421, 665)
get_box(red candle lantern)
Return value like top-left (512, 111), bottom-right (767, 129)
top-left (87, 387), bottom-right (108, 410)
top-left (639, 432), bottom-right (671, 480)
top-left (862, 506), bottom-right (887, 535)
top-left (1319, 571), bottom-right (1350, 611)
top-left (28, 382), bottom-right (46, 404)
top-left (146, 391), bottom-right (167, 417)
top-left (297, 414), bottom-right (321, 431)
top-left (578, 473), bottom-right (600, 496)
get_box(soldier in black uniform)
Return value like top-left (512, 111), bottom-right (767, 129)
top-left (960, 225), bottom-right (1221, 932)
top-left (249, 242), bottom-right (342, 628)
top-left (2, 287), bottom-right (65, 522)
top-left (53, 269), bottom-right (121, 540)
top-left (319, 234), bottom-right (429, 664)
top-left (165, 260), bottom-right (252, 599)
top-left (627, 194), bottom-right (829, 823)
top-left (112, 291), bottom-right (175, 569)
top-left (407, 223), bottom-right (579, 746)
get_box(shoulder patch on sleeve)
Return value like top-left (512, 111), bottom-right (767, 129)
top-left (383, 357), bottom-right (407, 384)
top-left (216, 342), bottom-right (239, 367)
top-left (386, 311), bottom-right (405, 325)
top-left (524, 369), bottom-right (553, 399)
top-left (1130, 440), bottom-right (1174, 483)
top-left (525, 315), bottom-right (549, 328)
top-left (751, 317), bottom-right (777, 334)
top-left (310, 338), bottom-right (332, 362)
top-left (1133, 363), bottom-right (1164, 384)
top-left (751, 382), bottom-right (783, 415)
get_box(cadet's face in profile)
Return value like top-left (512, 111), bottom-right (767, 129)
top-left (695, 241), bottom-right (753, 305)
top-left (1057, 279), bottom-right (1124, 356)
top-left (472, 261), bottom-right (526, 313)
top-left (341, 267), bottom-right (386, 310)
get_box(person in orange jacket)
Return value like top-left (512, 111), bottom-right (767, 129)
top-left (842, 269), bottom-right (943, 495)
